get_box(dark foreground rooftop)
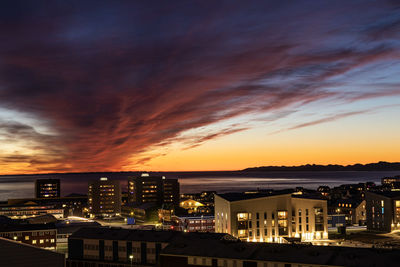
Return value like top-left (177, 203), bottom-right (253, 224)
top-left (0, 237), bottom-right (65, 267)
top-left (162, 238), bottom-right (400, 267)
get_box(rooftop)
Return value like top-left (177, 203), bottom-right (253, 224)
top-left (0, 223), bottom-right (56, 232)
top-left (162, 239), bottom-right (400, 267)
top-left (216, 189), bottom-right (324, 202)
top-left (0, 237), bottom-right (65, 267)
top-left (70, 227), bottom-right (228, 243)
top-left (367, 191), bottom-right (400, 199)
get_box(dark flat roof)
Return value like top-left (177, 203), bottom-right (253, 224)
top-left (367, 191), bottom-right (400, 199)
top-left (0, 223), bottom-right (56, 232)
top-left (162, 239), bottom-right (400, 267)
top-left (70, 227), bottom-right (228, 243)
top-left (0, 237), bottom-right (65, 267)
top-left (216, 190), bottom-right (293, 202)
top-left (217, 189), bottom-right (324, 202)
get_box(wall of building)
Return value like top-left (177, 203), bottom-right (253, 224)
top-left (215, 194), bottom-right (328, 242)
top-left (88, 178), bottom-right (121, 216)
top-left (0, 229), bottom-right (57, 249)
top-left (214, 195), bottom-right (231, 234)
top-left (70, 237), bottom-right (168, 266)
top-left (366, 192), bottom-right (393, 232)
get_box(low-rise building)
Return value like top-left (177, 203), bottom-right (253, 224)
top-left (214, 190), bottom-right (328, 242)
top-left (332, 199), bottom-right (366, 226)
top-left (0, 202), bottom-right (64, 219)
top-left (7, 195), bottom-right (88, 218)
top-left (67, 227), bottom-right (228, 267)
top-left (0, 223), bottom-right (57, 250)
top-left (121, 202), bottom-right (158, 223)
top-left (68, 227), bottom-right (176, 266)
top-left (327, 214), bottom-right (346, 228)
top-left (179, 215), bottom-right (215, 232)
top-left (366, 191), bottom-right (400, 232)
top-left (381, 176), bottom-right (400, 190)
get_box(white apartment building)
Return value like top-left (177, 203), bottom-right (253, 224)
top-left (215, 190), bottom-right (328, 242)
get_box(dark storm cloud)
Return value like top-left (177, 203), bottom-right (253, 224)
top-left (0, 0), bottom-right (400, 172)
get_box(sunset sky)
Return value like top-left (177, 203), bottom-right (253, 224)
top-left (1, 0), bottom-right (400, 174)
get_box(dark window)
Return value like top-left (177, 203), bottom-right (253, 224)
top-left (264, 212), bottom-right (267, 219)
top-left (256, 213), bottom-right (259, 220)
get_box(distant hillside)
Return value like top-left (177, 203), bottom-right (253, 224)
top-left (243, 161), bottom-right (400, 172)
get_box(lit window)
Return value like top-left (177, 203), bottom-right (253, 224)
top-left (40, 240), bottom-right (44, 244)
top-left (25, 236), bottom-right (29, 240)
top-left (32, 240), bottom-right (37, 244)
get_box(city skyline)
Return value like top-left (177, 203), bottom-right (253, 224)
top-left (1, 0), bottom-right (400, 174)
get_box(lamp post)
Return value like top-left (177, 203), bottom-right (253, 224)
top-left (129, 255), bottom-right (133, 266)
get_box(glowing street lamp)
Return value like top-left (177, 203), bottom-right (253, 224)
top-left (129, 255), bottom-right (134, 266)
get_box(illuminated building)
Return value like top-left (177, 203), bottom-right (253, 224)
top-left (6, 195), bottom-right (88, 218)
top-left (88, 177), bottom-right (121, 217)
top-left (381, 176), bottom-right (400, 186)
top-left (128, 173), bottom-right (179, 206)
top-left (214, 190), bottom-right (328, 242)
top-left (35, 179), bottom-right (60, 198)
top-left (381, 176), bottom-right (400, 190)
top-left (178, 215), bottom-right (215, 232)
top-left (180, 199), bottom-right (205, 213)
top-left (366, 191), bottom-right (400, 232)
top-left (0, 203), bottom-right (64, 219)
top-left (333, 199), bottom-right (366, 225)
top-left (0, 223), bottom-right (57, 250)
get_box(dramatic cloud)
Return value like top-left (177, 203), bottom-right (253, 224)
top-left (0, 0), bottom-right (400, 173)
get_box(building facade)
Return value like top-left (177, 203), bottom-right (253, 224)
top-left (366, 191), bottom-right (400, 232)
top-left (88, 177), bottom-right (121, 217)
top-left (0, 203), bottom-right (64, 219)
top-left (214, 191), bottom-right (328, 242)
top-left (0, 224), bottom-right (57, 250)
top-left (67, 227), bottom-right (175, 267)
top-left (332, 199), bottom-right (366, 225)
top-left (180, 215), bottom-right (215, 232)
top-left (128, 173), bottom-right (179, 206)
top-left (35, 179), bottom-right (61, 198)
top-left (7, 195), bottom-right (88, 218)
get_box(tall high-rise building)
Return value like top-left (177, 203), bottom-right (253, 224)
top-left (162, 178), bottom-right (180, 206)
top-left (88, 177), bottom-right (121, 217)
top-left (35, 179), bottom-right (60, 198)
top-left (128, 173), bottom-right (179, 206)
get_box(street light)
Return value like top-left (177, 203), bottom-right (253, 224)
top-left (129, 254), bottom-right (133, 266)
